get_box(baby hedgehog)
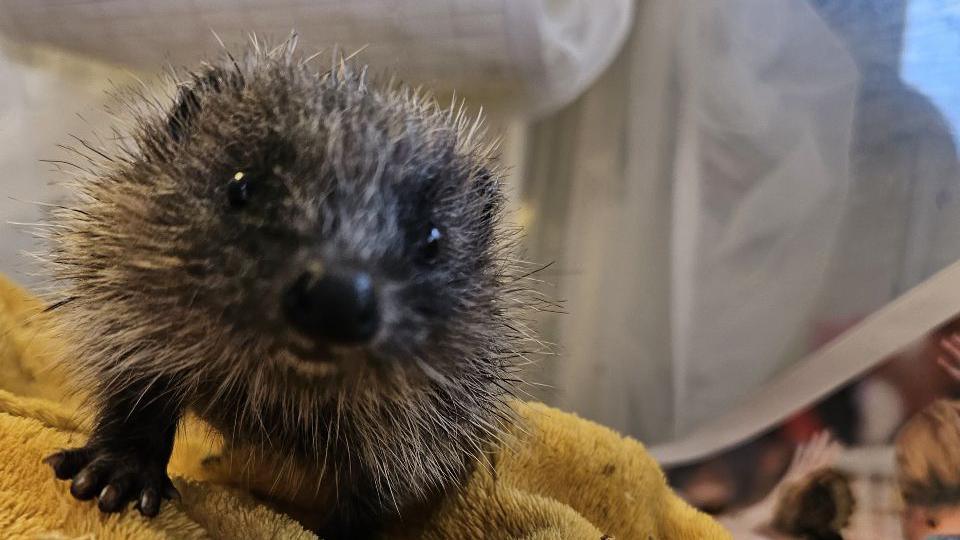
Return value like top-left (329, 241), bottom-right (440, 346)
top-left (41, 40), bottom-right (536, 537)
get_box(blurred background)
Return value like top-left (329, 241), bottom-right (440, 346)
top-left (1, 1), bottom-right (960, 536)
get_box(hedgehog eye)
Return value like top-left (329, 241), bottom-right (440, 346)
top-left (228, 171), bottom-right (250, 207)
top-left (422, 224), bottom-right (442, 262)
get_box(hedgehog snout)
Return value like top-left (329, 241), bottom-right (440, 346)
top-left (281, 265), bottom-right (380, 345)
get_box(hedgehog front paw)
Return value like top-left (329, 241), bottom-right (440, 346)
top-left (44, 445), bottom-right (179, 516)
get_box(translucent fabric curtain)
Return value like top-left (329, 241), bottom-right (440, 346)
top-left (523, 0), bottom-right (960, 456)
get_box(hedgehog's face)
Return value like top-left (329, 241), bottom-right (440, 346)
top-left (77, 62), bottom-right (507, 389)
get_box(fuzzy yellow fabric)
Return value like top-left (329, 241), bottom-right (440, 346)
top-left (0, 274), bottom-right (728, 539)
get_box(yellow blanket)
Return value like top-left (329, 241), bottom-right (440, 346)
top-left (0, 274), bottom-right (728, 539)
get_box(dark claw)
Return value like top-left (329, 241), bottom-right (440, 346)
top-left (70, 469), bottom-right (101, 500)
top-left (162, 478), bottom-right (181, 502)
top-left (98, 485), bottom-right (125, 513)
top-left (99, 469), bottom-right (142, 512)
top-left (138, 488), bottom-right (161, 517)
top-left (42, 452), bottom-right (64, 470)
top-left (45, 448), bottom-right (92, 480)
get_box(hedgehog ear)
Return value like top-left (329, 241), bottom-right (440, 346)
top-left (167, 67), bottom-right (232, 142)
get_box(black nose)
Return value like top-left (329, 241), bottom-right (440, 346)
top-left (282, 269), bottom-right (379, 344)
